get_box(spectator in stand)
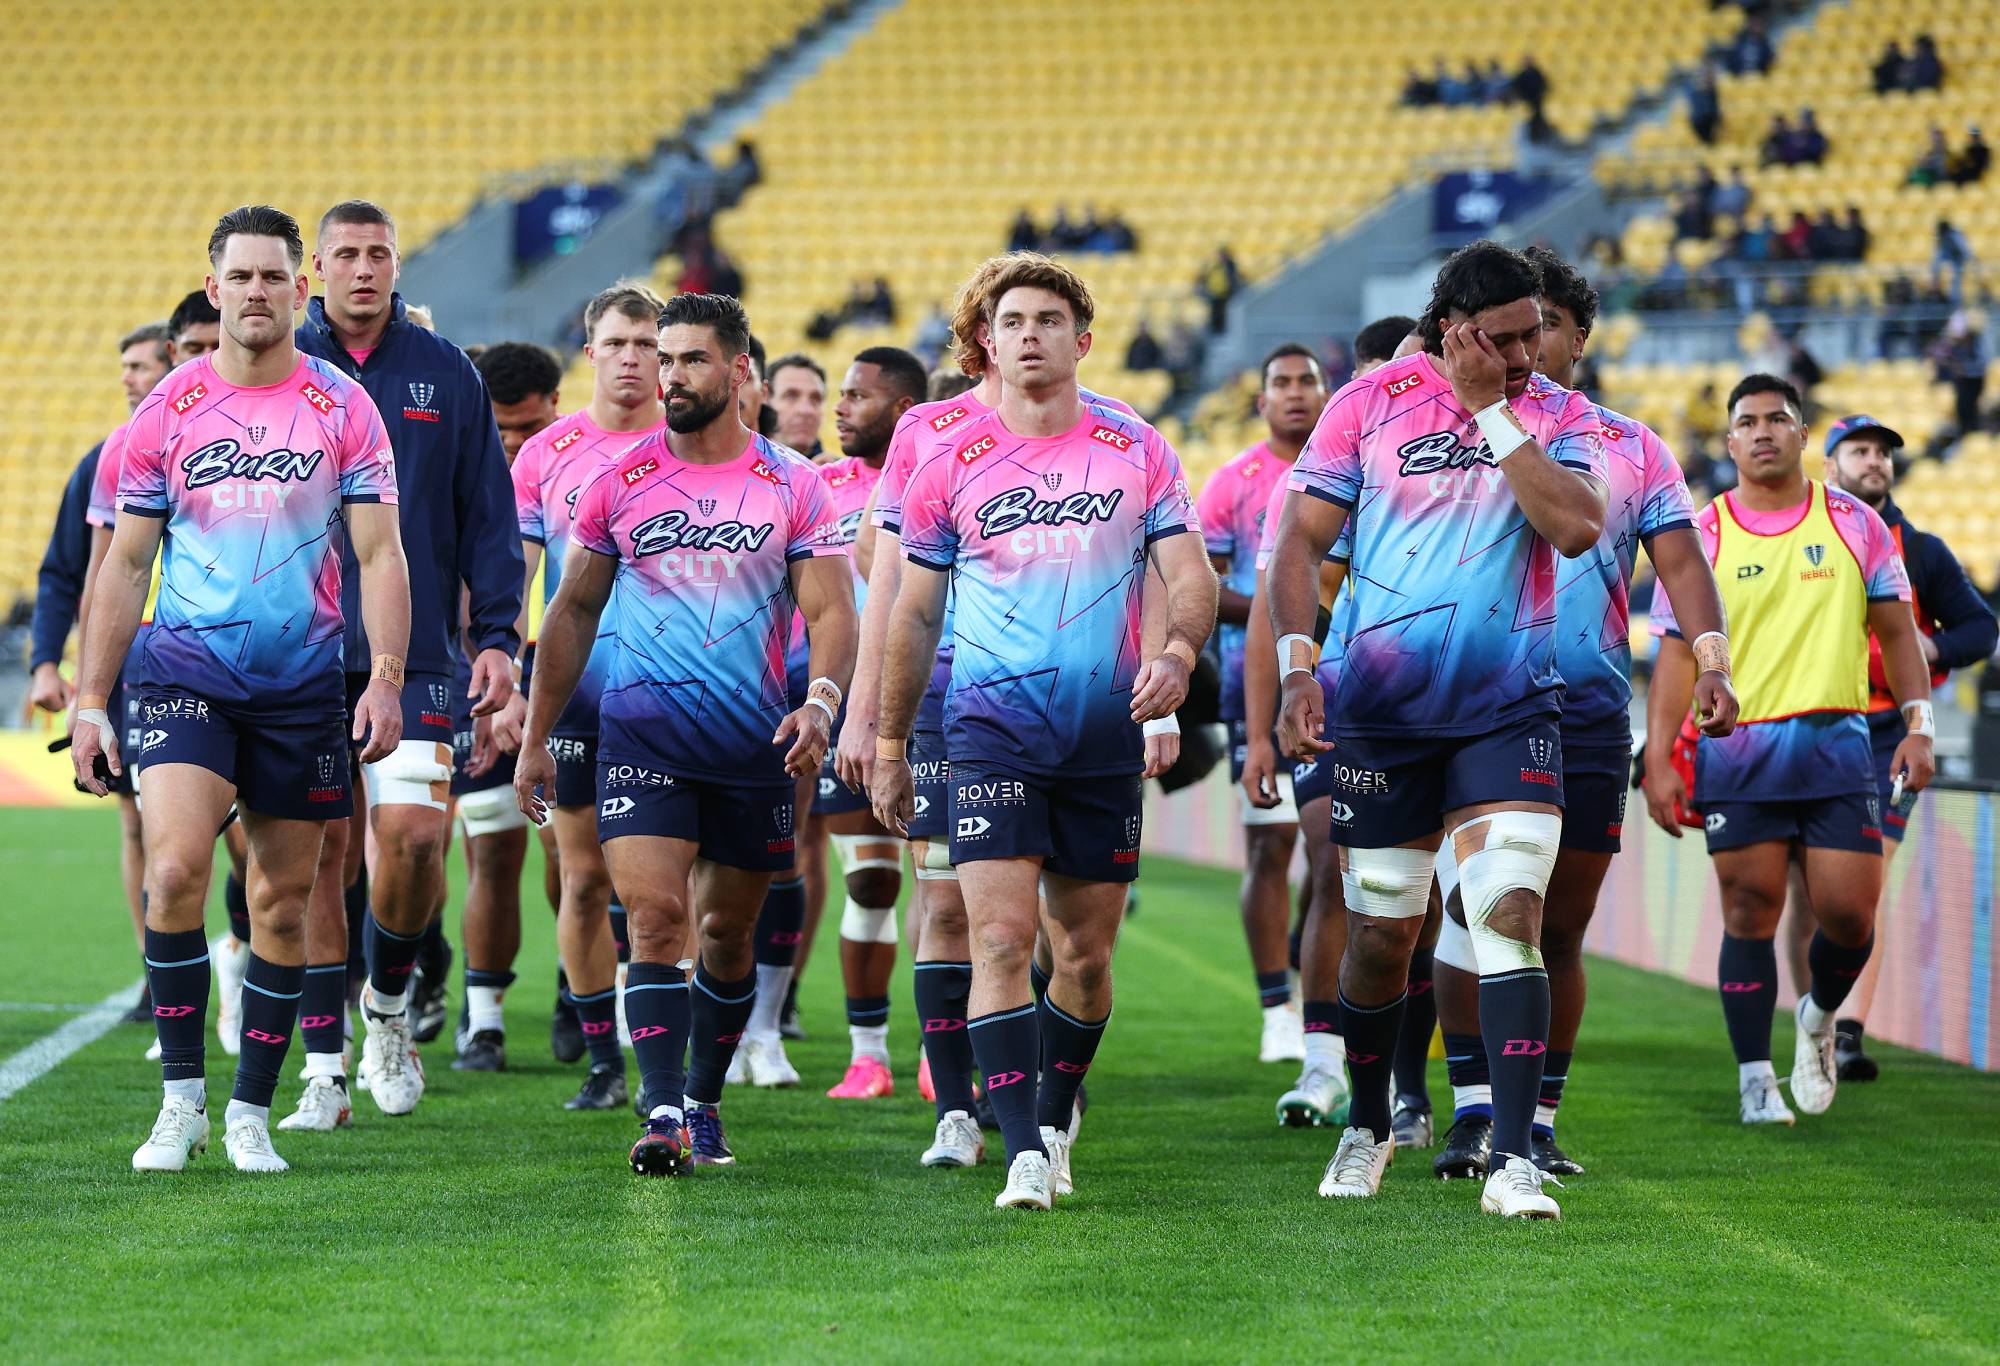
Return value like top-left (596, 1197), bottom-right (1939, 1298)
top-left (1673, 189), bottom-right (1714, 242)
top-left (1688, 66), bottom-right (1722, 146)
top-left (1125, 319), bottom-right (1166, 372)
top-left (1808, 211), bottom-right (1842, 262)
top-left (1760, 114), bottom-right (1794, 168)
top-left (1727, 16), bottom-right (1775, 76)
top-left (1479, 59), bottom-right (1510, 103)
top-left (1794, 110), bottom-right (1829, 166)
top-left (862, 277), bottom-right (896, 327)
top-left (1403, 66), bottom-right (1438, 106)
top-left (1435, 60), bottom-right (1466, 107)
top-left (911, 303), bottom-right (950, 367)
top-left (1198, 245), bottom-right (1241, 334)
top-left (1907, 33), bottom-right (1944, 92)
top-left (1008, 208), bottom-right (1039, 253)
top-left (1951, 127), bottom-right (1990, 186)
top-left (1714, 166), bottom-right (1753, 220)
top-left (1104, 211), bottom-right (1137, 252)
top-left (1933, 218), bottom-right (1976, 302)
top-left (1844, 206), bottom-right (1872, 261)
top-left (709, 248), bottom-right (744, 301)
top-left (1513, 57), bottom-right (1548, 121)
top-left (1933, 312), bottom-right (1987, 433)
top-left (1873, 40), bottom-right (1908, 96)
top-left (1780, 211), bottom-right (1814, 262)
top-left (1912, 125), bottom-right (1951, 187)
top-left (1733, 213), bottom-right (1777, 264)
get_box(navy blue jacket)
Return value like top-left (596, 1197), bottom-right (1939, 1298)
top-left (1867, 496), bottom-right (1998, 722)
top-left (30, 443), bottom-right (102, 671)
top-left (298, 295), bottom-right (522, 678)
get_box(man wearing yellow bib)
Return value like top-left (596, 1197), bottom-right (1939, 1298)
top-left (1645, 374), bottom-right (1935, 1127)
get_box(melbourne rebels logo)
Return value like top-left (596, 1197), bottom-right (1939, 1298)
top-left (698, 497), bottom-right (717, 515)
top-left (247, 425), bottom-right (268, 446)
top-left (973, 486), bottom-right (1122, 537)
top-left (409, 382), bottom-right (435, 408)
top-left (403, 381), bottom-right (441, 423)
top-left (629, 510), bottom-right (773, 556)
top-left (1042, 471), bottom-right (1063, 492)
top-left (1803, 543), bottom-right (1825, 567)
top-left (181, 439), bottom-right (325, 490)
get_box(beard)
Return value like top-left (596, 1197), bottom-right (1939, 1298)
top-left (665, 385), bottom-right (732, 434)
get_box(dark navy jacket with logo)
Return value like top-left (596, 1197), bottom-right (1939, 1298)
top-left (298, 294), bottom-right (522, 678)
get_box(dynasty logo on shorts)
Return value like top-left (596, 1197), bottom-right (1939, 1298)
top-left (600, 796), bottom-right (636, 819)
top-left (953, 776), bottom-right (1027, 841)
top-left (141, 728), bottom-right (168, 753)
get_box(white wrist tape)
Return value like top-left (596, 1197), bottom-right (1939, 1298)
top-left (1277, 633), bottom-right (1316, 678)
top-left (76, 706), bottom-right (114, 741)
top-left (808, 675), bottom-right (842, 704)
top-left (1904, 699), bottom-right (1936, 738)
top-left (805, 696), bottom-right (836, 724)
top-left (1473, 400), bottom-right (1532, 461)
top-left (1142, 715), bottom-right (1181, 738)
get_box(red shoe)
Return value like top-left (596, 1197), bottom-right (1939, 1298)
top-left (918, 1049), bottom-right (936, 1103)
top-left (826, 1055), bottom-right (894, 1099)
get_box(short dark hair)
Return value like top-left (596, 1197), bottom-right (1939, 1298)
top-left (1417, 239), bottom-right (1540, 351)
top-left (745, 332), bottom-right (768, 383)
top-left (167, 290), bottom-right (220, 339)
top-left (1259, 342), bottom-right (1324, 386)
top-left (208, 204), bottom-right (304, 270)
top-left (475, 342), bottom-right (564, 406)
top-left (1726, 372), bottom-right (1804, 421)
top-left (927, 367), bottom-right (977, 401)
top-left (767, 352), bottom-right (827, 389)
top-left (1353, 315), bottom-right (1418, 366)
top-left (852, 346), bottom-right (929, 404)
top-left (118, 322), bottom-right (172, 366)
top-left (658, 293), bottom-right (751, 360)
top-left (583, 280), bottom-right (667, 340)
top-left (1522, 245), bottom-right (1598, 338)
top-left (318, 199), bottom-right (397, 244)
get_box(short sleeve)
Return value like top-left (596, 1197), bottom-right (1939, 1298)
top-left (513, 443), bottom-right (547, 544)
top-left (88, 423), bottom-right (128, 528)
top-left (1636, 426), bottom-right (1696, 539)
top-left (1330, 521), bottom-right (1354, 565)
top-left (1142, 429), bottom-right (1199, 544)
top-left (1253, 479), bottom-right (1288, 570)
top-left (870, 413), bottom-right (920, 533)
top-left (1851, 501), bottom-right (1913, 602)
top-left (1288, 380), bottom-right (1368, 509)
top-left (786, 463), bottom-right (845, 563)
top-left (337, 386), bottom-right (398, 505)
top-left (117, 398), bottom-right (169, 518)
top-left (898, 450), bottom-right (959, 571)
top-left (1545, 392), bottom-right (1608, 480)
top-left (1195, 466), bottom-right (1236, 558)
top-left (569, 464), bottom-right (620, 558)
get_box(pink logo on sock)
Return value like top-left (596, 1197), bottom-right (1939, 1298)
top-left (244, 1029), bottom-right (287, 1045)
top-left (385, 964), bottom-right (415, 976)
top-left (715, 1031), bottom-right (744, 1045)
top-left (1501, 1039), bottom-right (1546, 1057)
top-left (154, 1005), bottom-right (197, 1018)
top-left (1303, 1021), bottom-right (1332, 1033)
top-left (631, 1025), bottom-right (673, 1041)
top-left (1345, 1050), bottom-right (1379, 1064)
top-left (580, 1019), bottom-right (613, 1036)
top-left (922, 1018), bottom-right (965, 1033)
top-left (1720, 981), bottom-right (1765, 993)
top-left (301, 1014), bottom-right (339, 1029)
top-left (1053, 1060), bottom-right (1089, 1074)
top-left (1407, 980), bottom-right (1433, 996)
top-left (769, 931), bottom-right (803, 946)
top-left (985, 1069), bottom-right (1026, 1088)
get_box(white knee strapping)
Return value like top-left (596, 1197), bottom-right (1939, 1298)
top-left (1435, 909), bottom-right (1479, 974)
top-left (1433, 839), bottom-right (1460, 904)
top-left (912, 839), bottom-right (957, 882)
top-left (457, 786), bottom-right (528, 838)
top-left (840, 896), bottom-right (899, 945)
top-left (365, 740), bottom-right (452, 810)
top-left (1454, 810), bottom-right (1560, 974)
top-left (1341, 846), bottom-right (1436, 921)
top-left (830, 833), bottom-right (901, 876)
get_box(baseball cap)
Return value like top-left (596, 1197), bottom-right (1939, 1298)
top-left (1824, 414), bottom-right (1904, 456)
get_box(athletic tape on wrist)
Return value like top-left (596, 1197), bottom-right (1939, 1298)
top-left (1142, 715), bottom-right (1180, 738)
top-left (1691, 630), bottom-right (1731, 675)
top-left (1473, 400), bottom-right (1531, 462)
top-left (1904, 699), bottom-right (1936, 738)
top-left (1277, 632), bottom-right (1315, 679)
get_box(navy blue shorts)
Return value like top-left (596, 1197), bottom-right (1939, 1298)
top-left (1559, 743), bottom-right (1631, 854)
top-left (1699, 791), bottom-right (1882, 856)
top-left (1870, 719), bottom-right (1920, 840)
top-left (811, 705), bottom-right (871, 817)
top-left (448, 704), bottom-right (516, 798)
top-left (1325, 713), bottom-right (1564, 849)
top-left (136, 689), bottom-right (352, 820)
top-left (907, 726), bottom-right (951, 842)
top-left (547, 732), bottom-right (598, 810)
top-left (1291, 747), bottom-right (1331, 810)
top-left (345, 669), bottom-right (457, 750)
top-left (596, 761), bottom-right (796, 872)
top-left (947, 758), bottom-right (1144, 884)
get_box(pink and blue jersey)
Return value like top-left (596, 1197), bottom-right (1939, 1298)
top-left (1555, 402), bottom-right (1696, 747)
top-left (1198, 441), bottom-right (1295, 721)
top-left (513, 411), bottom-right (665, 736)
top-left (898, 400), bottom-right (1201, 776)
top-left (1287, 352), bottom-right (1606, 738)
top-left (1256, 475), bottom-right (1350, 696)
top-left (783, 452), bottom-right (879, 683)
top-left (117, 354), bottom-right (396, 713)
top-left (86, 421), bottom-right (133, 529)
top-left (570, 431), bottom-right (843, 785)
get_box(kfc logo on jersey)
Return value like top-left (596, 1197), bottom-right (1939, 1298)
top-left (301, 382), bottom-right (335, 416)
top-left (749, 458), bottom-right (782, 486)
top-left (930, 405), bottom-right (970, 433)
top-left (1385, 373), bottom-right (1423, 398)
top-left (552, 427), bottom-right (585, 454)
top-left (1090, 425), bottom-right (1134, 452)
top-left (621, 458), bottom-right (659, 487)
top-left (957, 434), bottom-right (997, 465)
top-left (172, 383), bottom-right (209, 416)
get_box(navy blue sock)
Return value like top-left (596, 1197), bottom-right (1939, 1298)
top-left (913, 961), bottom-right (975, 1119)
top-left (1808, 932), bottom-right (1875, 1015)
top-left (224, 872), bottom-right (251, 945)
top-left (1255, 969), bottom-right (1290, 1010)
top-left (968, 1003), bottom-right (1045, 1162)
top-left (1036, 997), bottom-right (1108, 1131)
top-left (571, 987), bottom-right (623, 1069)
top-left (685, 962), bottom-right (756, 1105)
top-left (1444, 1030), bottom-right (1493, 1119)
top-left (1536, 1048), bottom-right (1573, 1137)
top-left (1479, 968), bottom-right (1551, 1163)
top-left (845, 994), bottom-right (890, 1029)
top-left (144, 927), bottom-right (210, 1085)
top-left (1029, 959), bottom-right (1051, 1007)
top-left (1394, 946), bottom-right (1436, 1108)
top-left (364, 913), bottom-right (424, 1004)
top-left (299, 963), bottom-right (347, 1056)
top-left (753, 878), bottom-right (806, 967)
top-left (1288, 925), bottom-right (1303, 974)
top-left (1717, 933), bottom-right (1778, 1063)
top-left (1338, 991), bottom-right (1405, 1143)
top-left (608, 900), bottom-right (631, 965)
top-left (464, 967), bottom-right (516, 993)
top-left (343, 867), bottom-right (368, 987)
top-left (1303, 997), bottom-right (1340, 1043)
top-left (624, 961), bottom-right (689, 1114)
top-left (418, 915), bottom-right (449, 979)
top-left (231, 955), bottom-right (303, 1108)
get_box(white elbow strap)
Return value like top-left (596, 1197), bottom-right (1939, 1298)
top-left (830, 834), bottom-right (902, 875)
top-left (365, 740), bottom-right (452, 810)
top-left (1455, 810), bottom-right (1561, 973)
top-left (1341, 846), bottom-right (1435, 921)
top-left (839, 896), bottom-right (899, 945)
top-left (457, 787), bottom-right (528, 837)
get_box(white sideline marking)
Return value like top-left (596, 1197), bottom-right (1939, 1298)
top-left (0, 983), bottom-right (140, 1102)
top-left (0, 1001), bottom-right (109, 1013)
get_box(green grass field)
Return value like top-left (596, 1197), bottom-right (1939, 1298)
top-left (2, 805), bottom-right (1998, 1363)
